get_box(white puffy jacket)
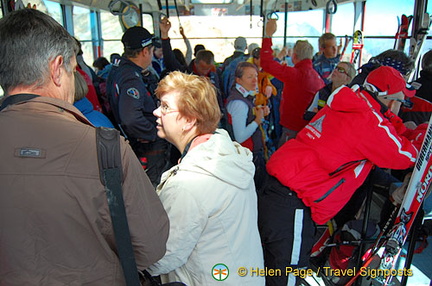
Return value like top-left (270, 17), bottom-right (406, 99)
top-left (148, 129), bottom-right (265, 285)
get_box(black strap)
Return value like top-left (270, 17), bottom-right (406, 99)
top-left (179, 135), bottom-right (199, 162)
top-left (0, 93), bottom-right (39, 111)
top-left (96, 127), bottom-right (141, 286)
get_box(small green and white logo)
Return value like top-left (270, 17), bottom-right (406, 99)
top-left (212, 263), bottom-right (229, 281)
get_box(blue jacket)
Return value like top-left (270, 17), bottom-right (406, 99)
top-left (74, 97), bottom-right (114, 128)
top-left (313, 54), bottom-right (340, 85)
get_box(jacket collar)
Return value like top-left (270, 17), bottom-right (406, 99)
top-left (294, 58), bottom-right (313, 68)
top-left (2, 95), bottom-right (93, 126)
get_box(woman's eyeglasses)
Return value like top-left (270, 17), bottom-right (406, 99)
top-left (156, 101), bottom-right (179, 115)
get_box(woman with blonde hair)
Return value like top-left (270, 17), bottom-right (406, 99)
top-left (147, 71), bottom-right (264, 286)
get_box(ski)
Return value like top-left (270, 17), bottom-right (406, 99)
top-left (350, 30), bottom-right (363, 65)
top-left (346, 115), bottom-right (432, 286)
top-left (408, 13), bottom-right (431, 72)
top-left (394, 14), bottom-right (413, 52)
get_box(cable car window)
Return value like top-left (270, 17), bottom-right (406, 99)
top-left (363, 0), bottom-right (415, 58)
top-left (271, 10), bottom-right (323, 52)
top-left (142, 13), bottom-right (155, 34)
top-left (73, 6), bottom-right (93, 67)
top-left (101, 10), bottom-right (124, 59)
top-left (331, 3), bottom-right (354, 39)
top-left (191, 0), bottom-right (233, 4)
top-left (43, 0), bottom-right (62, 25)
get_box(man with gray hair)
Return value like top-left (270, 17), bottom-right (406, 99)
top-left (221, 36), bottom-right (248, 71)
top-left (260, 19), bottom-right (325, 146)
top-left (0, 9), bottom-right (169, 284)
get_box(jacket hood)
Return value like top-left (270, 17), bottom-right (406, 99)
top-left (73, 97), bottom-right (93, 115)
top-left (176, 129), bottom-right (255, 190)
top-left (327, 85), bottom-right (375, 113)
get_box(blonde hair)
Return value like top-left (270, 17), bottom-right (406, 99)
top-left (155, 71), bottom-right (221, 134)
top-left (74, 71), bottom-right (88, 102)
top-left (293, 40), bottom-right (314, 61)
top-left (319, 33), bottom-right (336, 49)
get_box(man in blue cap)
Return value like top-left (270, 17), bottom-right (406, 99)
top-left (107, 26), bottom-right (169, 187)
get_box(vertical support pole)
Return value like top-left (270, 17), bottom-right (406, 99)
top-left (352, 1), bottom-right (366, 69)
top-left (283, 1), bottom-right (288, 48)
top-left (90, 10), bottom-right (102, 59)
top-left (62, 4), bottom-right (74, 36)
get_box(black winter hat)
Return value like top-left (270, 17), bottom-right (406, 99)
top-left (121, 26), bottom-right (161, 50)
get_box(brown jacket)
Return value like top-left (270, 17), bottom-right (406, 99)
top-left (0, 96), bottom-right (169, 285)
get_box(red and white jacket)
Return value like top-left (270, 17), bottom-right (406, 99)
top-left (267, 86), bottom-right (418, 224)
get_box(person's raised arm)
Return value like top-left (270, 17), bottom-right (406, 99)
top-left (159, 18), bottom-right (184, 72)
top-left (180, 27), bottom-right (192, 64)
top-left (159, 17), bottom-right (171, 39)
top-left (265, 19), bottom-right (277, 37)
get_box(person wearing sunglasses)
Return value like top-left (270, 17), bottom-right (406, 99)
top-left (304, 61), bottom-right (356, 120)
top-left (148, 71), bottom-right (265, 286)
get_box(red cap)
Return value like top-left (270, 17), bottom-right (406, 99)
top-left (365, 66), bottom-right (415, 98)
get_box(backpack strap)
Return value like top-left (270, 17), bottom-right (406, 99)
top-left (96, 127), bottom-right (141, 286)
top-left (0, 94), bottom-right (39, 112)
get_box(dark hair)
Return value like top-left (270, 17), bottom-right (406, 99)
top-left (194, 44), bottom-right (205, 56)
top-left (234, 62), bottom-right (258, 79)
top-left (173, 49), bottom-right (187, 67)
top-left (74, 37), bottom-right (84, 55)
top-left (195, 50), bottom-right (214, 65)
top-left (252, 47), bottom-right (261, 59)
top-left (110, 53), bottom-right (121, 63)
top-left (372, 49), bottom-right (414, 75)
top-left (123, 45), bottom-right (150, 58)
top-left (93, 57), bottom-right (110, 70)
top-left (422, 50), bottom-right (432, 72)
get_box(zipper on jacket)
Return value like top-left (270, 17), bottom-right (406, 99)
top-left (314, 178), bottom-right (345, 203)
top-left (328, 160), bottom-right (366, 176)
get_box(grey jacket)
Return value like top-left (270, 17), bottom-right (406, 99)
top-left (0, 96), bottom-right (169, 285)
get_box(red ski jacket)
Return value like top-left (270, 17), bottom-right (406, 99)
top-left (260, 38), bottom-right (325, 131)
top-left (267, 86), bottom-right (418, 224)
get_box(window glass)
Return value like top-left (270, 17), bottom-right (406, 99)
top-left (43, 0), bottom-right (62, 25)
top-left (273, 9), bottom-right (323, 53)
top-left (73, 6), bottom-right (93, 66)
top-left (101, 10), bottom-right (124, 59)
top-left (142, 13), bottom-right (154, 34)
top-left (191, 0), bottom-right (233, 3)
top-left (331, 3), bottom-right (354, 38)
top-left (169, 15), bottom-right (263, 63)
top-left (362, 0), bottom-right (415, 62)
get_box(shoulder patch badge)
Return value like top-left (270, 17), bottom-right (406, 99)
top-left (305, 115), bottom-right (325, 139)
top-left (127, 88), bottom-right (140, 99)
top-left (310, 115), bottom-right (325, 133)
